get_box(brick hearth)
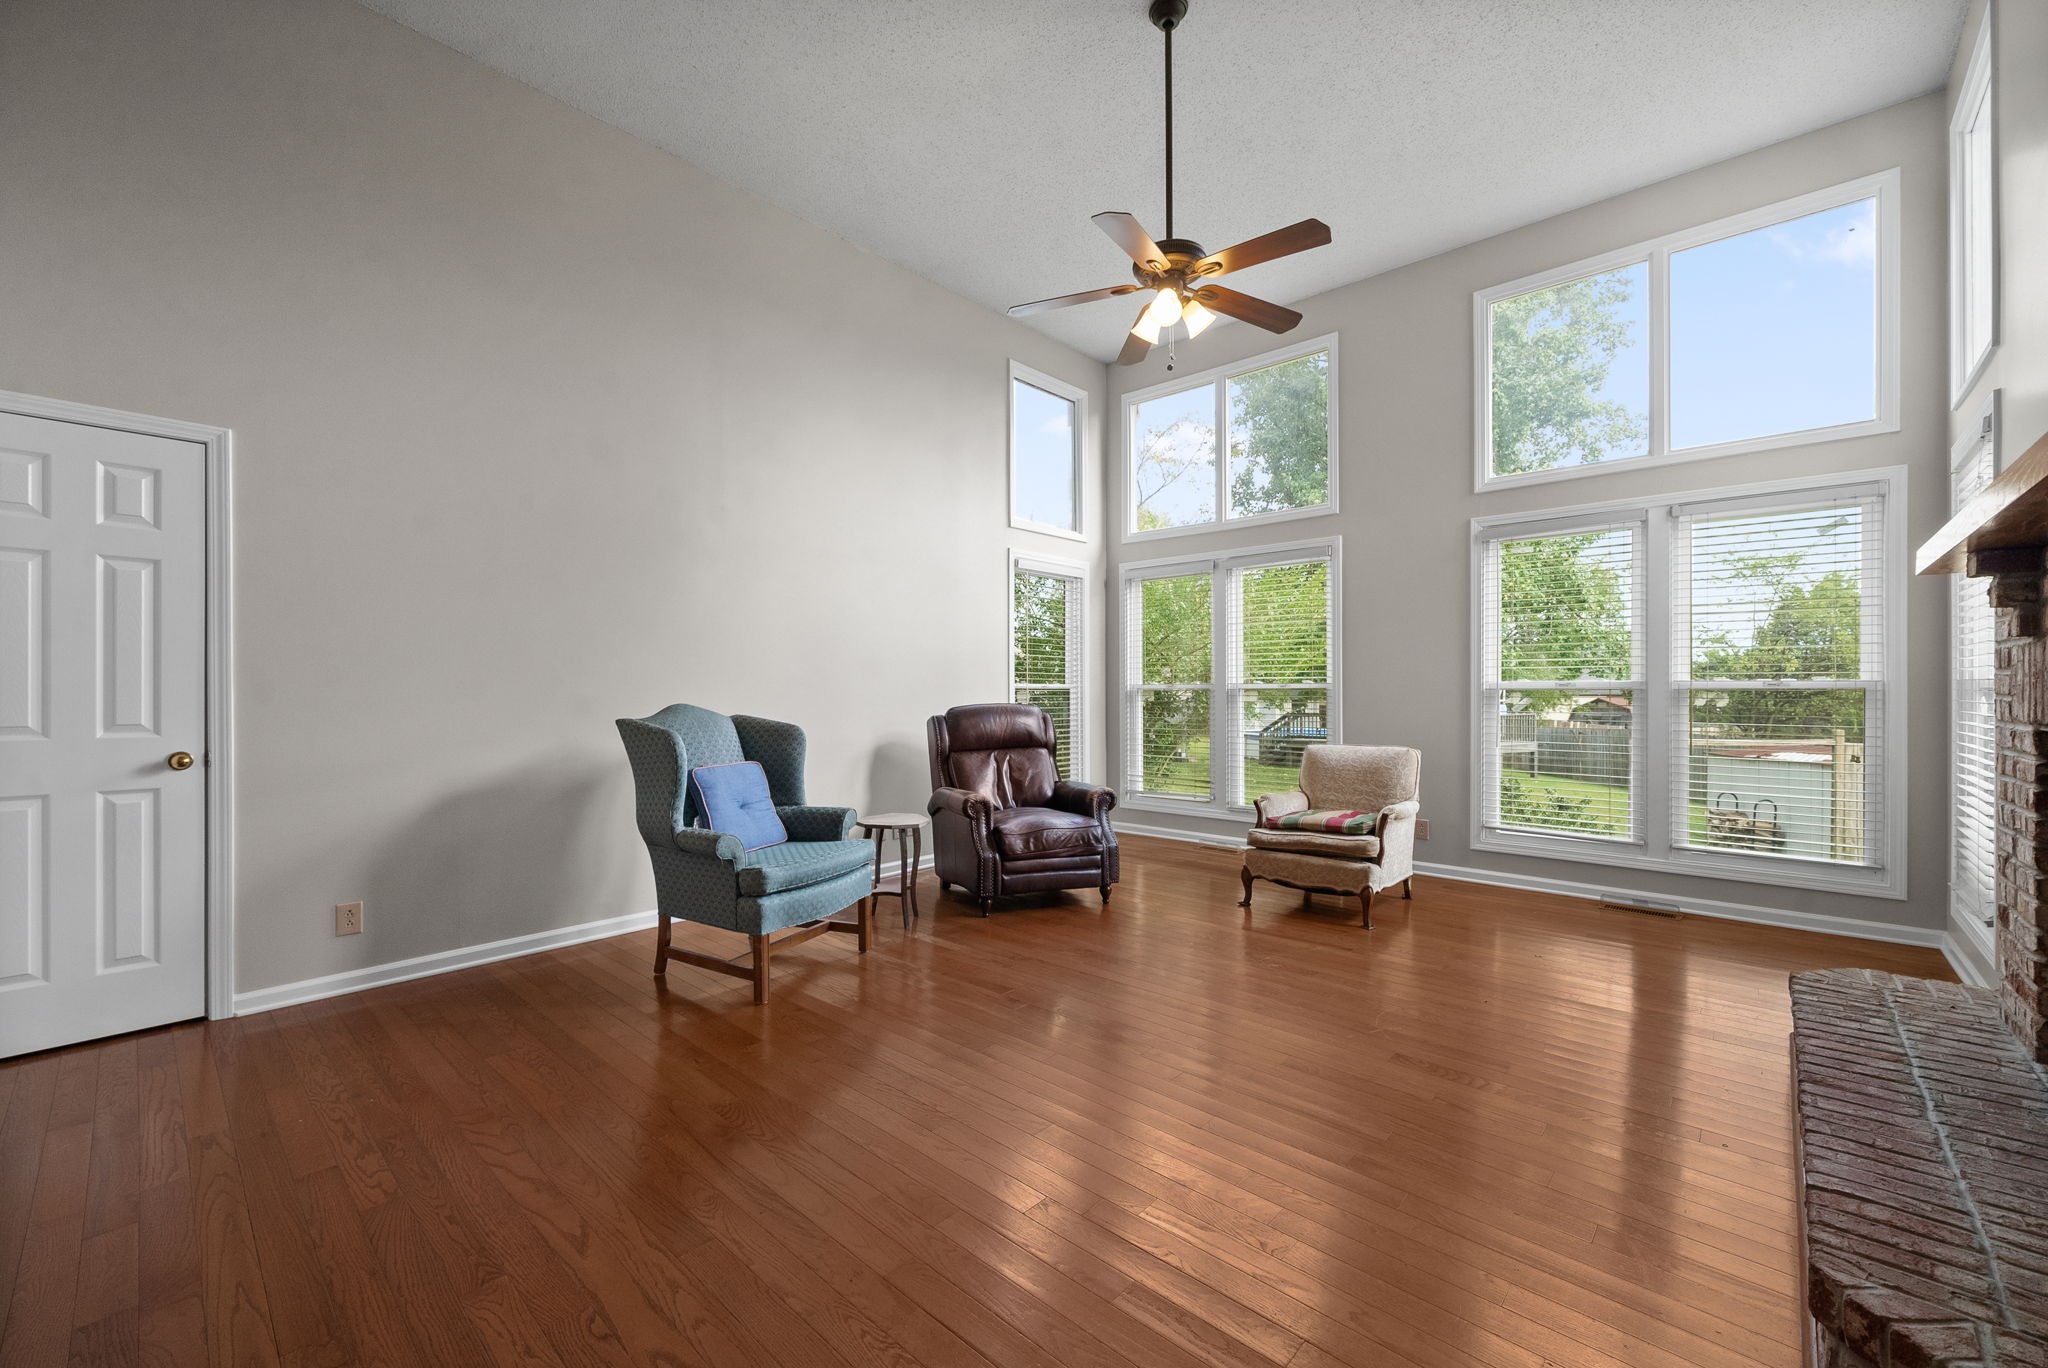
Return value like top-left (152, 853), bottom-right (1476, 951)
top-left (1791, 969), bottom-right (2048, 1367)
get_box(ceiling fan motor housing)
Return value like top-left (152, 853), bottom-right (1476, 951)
top-left (1148, 0), bottom-right (1188, 32)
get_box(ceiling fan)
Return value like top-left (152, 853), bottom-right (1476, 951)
top-left (1008, 0), bottom-right (1331, 366)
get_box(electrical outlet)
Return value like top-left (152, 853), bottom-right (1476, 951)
top-left (335, 901), bottom-right (363, 936)
top-left (1416, 818), bottom-right (1430, 840)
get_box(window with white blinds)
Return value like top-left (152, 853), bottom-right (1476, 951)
top-left (1952, 434), bottom-right (1998, 933)
top-left (1123, 539), bottom-right (1340, 812)
top-left (1473, 473), bottom-right (1901, 895)
top-left (1479, 522), bottom-right (1644, 843)
top-left (1011, 557), bottom-right (1087, 779)
top-left (1673, 490), bottom-right (1885, 868)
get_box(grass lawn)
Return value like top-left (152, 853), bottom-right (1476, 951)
top-left (1506, 770), bottom-right (1714, 841)
top-left (1144, 737), bottom-right (1301, 804)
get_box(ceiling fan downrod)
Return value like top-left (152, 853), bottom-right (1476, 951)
top-left (1151, 0), bottom-right (1186, 241)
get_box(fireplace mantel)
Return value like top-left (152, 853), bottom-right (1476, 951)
top-left (1920, 429), bottom-right (2048, 575)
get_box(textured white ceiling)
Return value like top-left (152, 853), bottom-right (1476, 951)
top-left (355, 0), bottom-right (1967, 362)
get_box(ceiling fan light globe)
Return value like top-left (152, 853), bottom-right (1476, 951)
top-left (1181, 298), bottom-right (1216, 338)
top-left (1131, 310), bottom-right (1163, 345)
top-left (1145, 286), bottom-right (1184, 329)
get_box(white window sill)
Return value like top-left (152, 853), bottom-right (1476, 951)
top-left (1473, 828), bottom-right (1904, 900)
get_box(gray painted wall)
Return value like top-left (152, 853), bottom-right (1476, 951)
top-left (0, 0), bottom-right (1108, 994)
top-left (1105, 95), bottom-right (1952, 938)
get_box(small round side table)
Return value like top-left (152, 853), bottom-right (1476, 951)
top-left (856, 813), bottom-right (926, 928)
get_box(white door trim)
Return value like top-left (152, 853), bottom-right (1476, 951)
top-left (0, 388), bottom-right (235, 1021)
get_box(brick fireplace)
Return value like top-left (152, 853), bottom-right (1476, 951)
top-left (1782, 440), bottom-right (2048, 1368)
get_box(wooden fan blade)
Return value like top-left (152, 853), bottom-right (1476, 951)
top-left (1093, 212), bottom-right (1168, 270)
top-left (1191, 285), bottom-right (1303, 334)
top-left (1193, 218), bottom-right (1331, 278)
top-left (1008, 284), bottom-right (1140, 316)
top-left (1116, 301), bottom-right (1154, 365)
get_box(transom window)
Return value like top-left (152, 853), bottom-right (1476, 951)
top-left (1009, 362), bottom-right (1085, 539)
top-left (1474, 472), bottom-right (1902, 898)
top-left (1951, 16), bottom-right (1996, 400)
top-left (1122, 538), bottom-right (1339, 814)
top-left (1476, 172), bottom-right (1899, 490)
top-left (1124, 336), bottom-right (1336, 539)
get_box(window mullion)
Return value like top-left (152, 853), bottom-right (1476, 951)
top-left (1649, 245), bottom-right (1671, 462)
top-left (1643, 510), bottom-right (1672, 858)
top-left (1213, 563), bottom-right (1231, 808)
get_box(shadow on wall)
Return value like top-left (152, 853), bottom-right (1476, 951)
top-left (868, 735), bottom-right (931, 817)
top-left (365, 751), bottom-right (636, 957)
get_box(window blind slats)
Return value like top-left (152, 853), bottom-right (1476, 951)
top-left (1672, 495), bottom-right (1882, 867)
top-left (1128, 571), bottom-right (1212, 799)
top-left (1124, 548), bottom-right (1336, 807)
top-left (1012, 566), bottom-right (1085, 779)
top-left (1480, 524), bottom-right (1643, 843)
top-left (1223, 559), bottom-right (1331, 808)
top-left (1953, 443), bottom-right (1997, 929)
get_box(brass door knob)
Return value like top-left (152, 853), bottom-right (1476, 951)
top-left (167, 751), bottom-right (195, 771)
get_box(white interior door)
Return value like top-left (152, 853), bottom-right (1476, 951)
top-left (0, 412), bottom-right (208, 1057)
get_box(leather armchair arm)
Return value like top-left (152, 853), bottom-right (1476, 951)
top-left (778, 805), bottom-right (857, 842)
top-left (673, 827), bottom-right (744, 863)
top-left (928, 786), bottom-right (993, 824)
top-left (1050, 781), bottom-right (1117, 820)
top-left (1252, 790), bottom-right (1309, 827)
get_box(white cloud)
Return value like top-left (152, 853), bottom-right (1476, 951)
top-left (1766, 199), bottom-right (1876, 268)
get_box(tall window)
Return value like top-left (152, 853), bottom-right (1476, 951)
top-left (1125, 337), bottom-right (1336, 538)
top-left (1951, 16), bottom-right (1996, 399)
top-left (1124, 539), bottom-right (1339, 812)
top-left (1475, 474), bottom-right (1900, 897)
top-left (1952, 419), bottom-right (1998, 939)
top-left (1010, 362), bottom-right (1085, 538)
top-left (1011, 556), bottom-right (1087, 778)
top-left (1480, 523), bottom-right (1643, 842)
top-left (1477, 172), bottom-right (1899, 489)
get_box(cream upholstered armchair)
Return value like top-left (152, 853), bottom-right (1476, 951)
top-left (1239, 745), bottom-right (1420, 927)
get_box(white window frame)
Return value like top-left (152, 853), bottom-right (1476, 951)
top-left (1470, 466), bottom-right (1907, 898)
top-left (1008, 548), bottom-right (1091, 781)
top-left (1474, 170), bottom-right (1902, 493)
top-left (1008, 361), bottom-right (1087, 541)
top-left (1950, 393), bottom-right (1999, 965)
top-left (1122, 333), bottom-right (1339, 542)
top-left (1950, 14), bottom-right (1998, 404)
top-left (1119, 535), bottom-right (1343, 817)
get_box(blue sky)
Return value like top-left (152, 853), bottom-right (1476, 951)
top-left (1511, 196), bottom-right (1878, 467)
top-left (1012, 379), bottom-right (1077, 529)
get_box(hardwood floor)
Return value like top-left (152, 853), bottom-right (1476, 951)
top-left (0, 835), bottom-right (1949, 1368)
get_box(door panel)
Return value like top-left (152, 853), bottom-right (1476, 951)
top-left (0, 412), bottom-right (206, 1057)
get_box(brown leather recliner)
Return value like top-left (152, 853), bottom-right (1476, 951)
top-left (926, 703), bottom-right (1119, 915)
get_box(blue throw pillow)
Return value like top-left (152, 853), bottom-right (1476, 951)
top-left (688, 761), bottom-right (788, 851)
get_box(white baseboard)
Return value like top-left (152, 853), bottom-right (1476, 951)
top-left (233, 909), bottom-right (661, 1016)
top-left (1409, 859), bottom-right (1943, 949)
top-left (1942, 919), bottom-right (1996, 987)
top-left (1115, 819), bottom-right (1943, 949)
top-left (232, 850), bottom-right (937, 1017)
top-left (1117, 819), bottom-right (1247, 849)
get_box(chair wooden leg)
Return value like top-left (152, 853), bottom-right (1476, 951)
top-left (1403, 876), bottom-right (1414, 899)
top-left (750, 932), bottom-right (769, 1004)
top-left (978, 897), bottom-right (993, 917)
top-left (653, 914), bottom-right (672, 976)
top-left (1238, 866), bottom-right (1254, 908)
top-left (858, 896), bottom-right (873, 953)
top-left (1100, 883), bottom-right (1112, 904)
top-left (1360, 887), bottom-right (1375, 929)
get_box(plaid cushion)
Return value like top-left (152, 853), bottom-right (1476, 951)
top-left (1265, 808), bottom-right (1378, 835)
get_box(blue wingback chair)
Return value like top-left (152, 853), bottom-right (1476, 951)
top-left (617, 704), bottom-right (874, 1002)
